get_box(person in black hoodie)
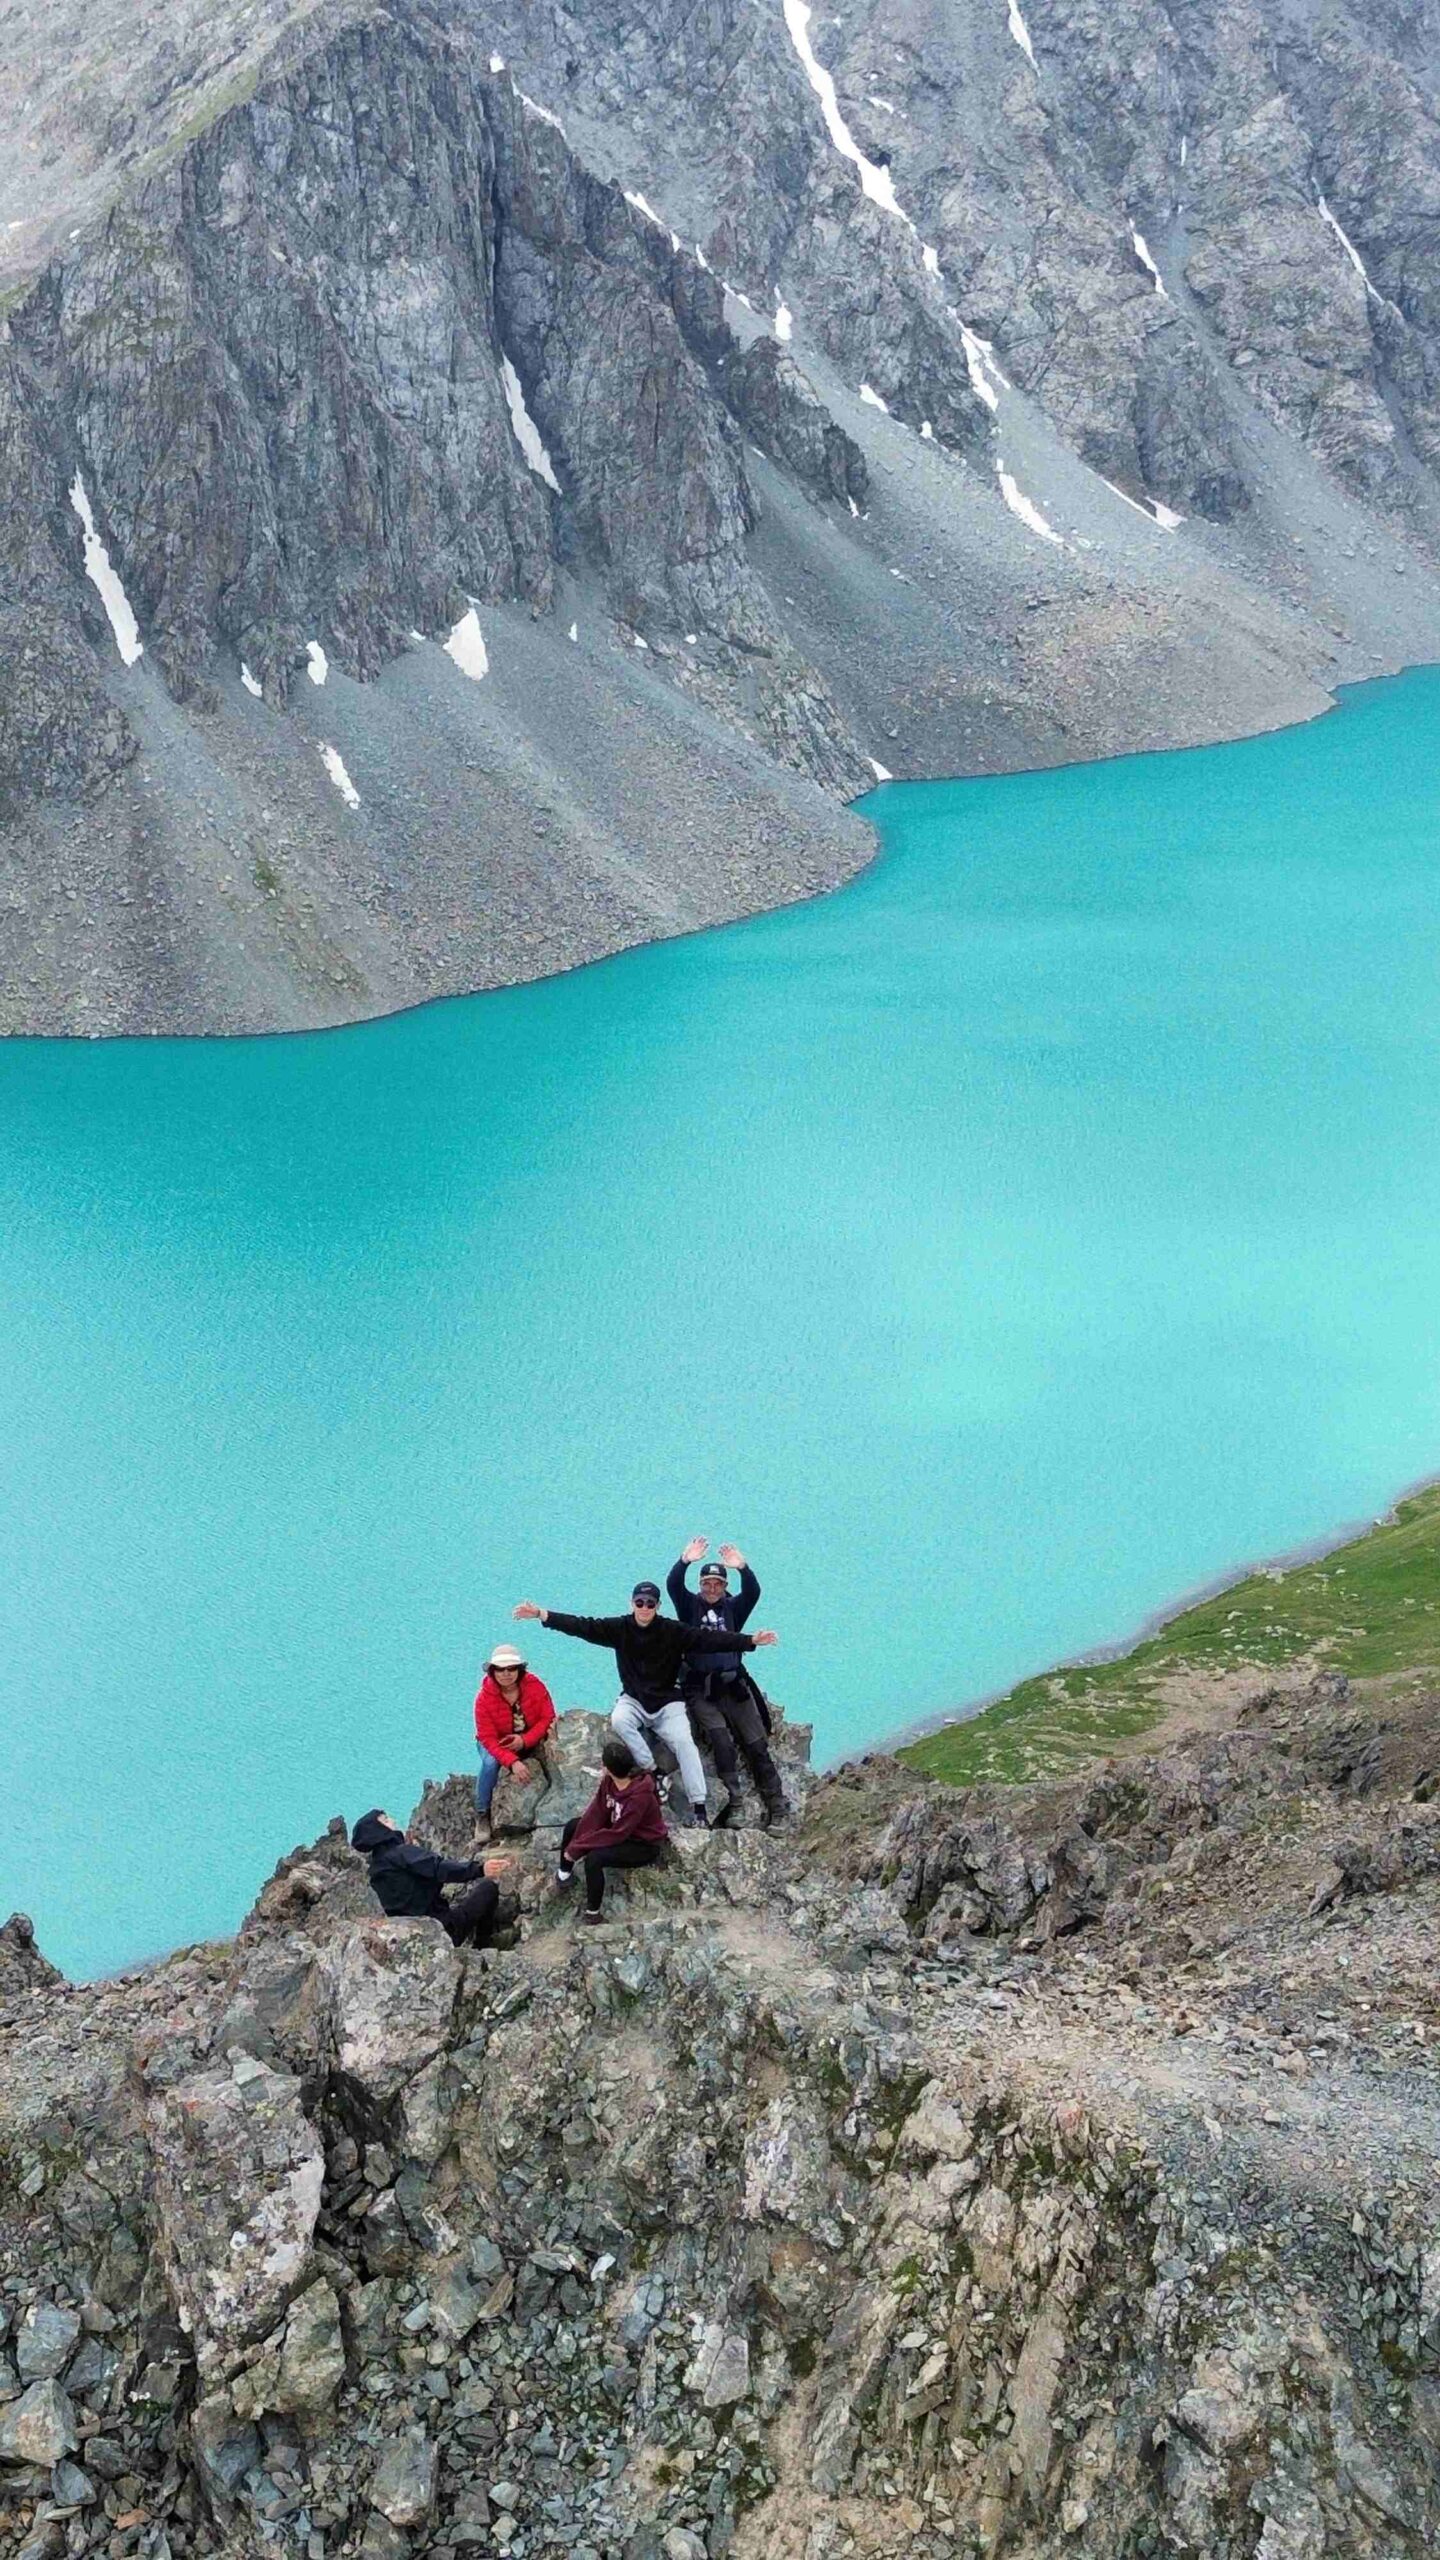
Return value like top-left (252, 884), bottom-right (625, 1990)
top-left (352, 1811), bottom-right (513, 1947)
top-left (513, 1585), bottom-right (778, 1824)
top-left (667, 1539), bottom-right (787, 1827)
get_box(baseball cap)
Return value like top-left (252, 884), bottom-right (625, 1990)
top-left (632, 1581), bottom-right (662, 1604)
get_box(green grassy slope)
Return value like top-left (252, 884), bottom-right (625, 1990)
top-left (900, 1484), bottom-right (1440, 1788)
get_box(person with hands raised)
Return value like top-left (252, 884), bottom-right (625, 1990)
top-left (667, 1538), bottom-right (787, 1827)
top-left (512, 1584), bottom-right (778, 1827)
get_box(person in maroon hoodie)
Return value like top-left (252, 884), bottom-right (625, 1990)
top-left (554, 1736), bottom-right (668, 1922)
top-left (474, 1643), bottom-right (558, 1843)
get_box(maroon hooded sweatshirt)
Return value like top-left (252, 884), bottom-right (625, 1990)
top-left (564, 1771), bottom-right (668, 1862)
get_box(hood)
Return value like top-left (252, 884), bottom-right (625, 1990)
top-left (352, 1810), bottom-right (403, 1854)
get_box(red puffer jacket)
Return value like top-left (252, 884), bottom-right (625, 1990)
top-left (474, 1669), bottom-right (556, 1765)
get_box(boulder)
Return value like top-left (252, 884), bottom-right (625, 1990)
top-left (321, 1919), bottom-right (461, 2106)
top-left (370, 2430), bottom-right (437, 2527)
top-left (147, 2058), bottom-right (324, 2380)
top-left (230, 2277), bottom-right (344, 2426)
top-left (15, 2302), bottom-right (81, 2381)
top-left (0, 2379), bottom-right (77, 2467)
top-left (0, 1913), bottom-right (63, 1996)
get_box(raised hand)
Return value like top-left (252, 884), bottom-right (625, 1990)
top-left (751, 1629), bottom-right (779, 1647)
top-left (513, 1600), bottom-right (544, 1621)
top-left (682, 1537), bottom-right (708, 1564)
top-left (718, 1543), bottom-right (746, 1569)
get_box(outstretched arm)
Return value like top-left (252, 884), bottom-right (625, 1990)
top-left (686, 1624), bottom-right (778, 1652)
top-left (515, 1603), bottom-right (626, 1648)
top-left (404, 1844), bottom-right (487, 1886)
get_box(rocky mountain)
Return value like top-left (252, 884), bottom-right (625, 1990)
top-left (2, 0), bottom-right (1440, 1030)
top-left (2, 1680), bottom-right (1438, 2558)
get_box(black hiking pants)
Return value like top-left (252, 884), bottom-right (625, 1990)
top-left (440, 1877), bottom-right (500, 1947)
top-left (559, 1818), bottom-right (662, 1913)
top-left (687, 1679), bottom-right (785, 1813)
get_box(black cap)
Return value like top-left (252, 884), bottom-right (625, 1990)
top-left (632, 1581), bottom-right (661, 1604)
top-left (698, 1560), bottom-right (728, 1577)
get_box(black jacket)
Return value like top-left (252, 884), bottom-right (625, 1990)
top-left (352, 1812), bottom-right (487, 1920)
top-left (666, 1556), bottom-right (760, 1686)
top-left (543, 1609), bottom-right (757, 1713)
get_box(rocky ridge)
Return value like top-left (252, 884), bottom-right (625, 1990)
top-left (2, 1676), bottom-right (1437, 2558)
top-left (3, 1), bottom-right (1440, 1029)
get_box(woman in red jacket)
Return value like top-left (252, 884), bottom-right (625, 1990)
top-left (474, 1643), bottom-right (557, 1842)
top-left (555, 1735), bottom-right (668, 1922)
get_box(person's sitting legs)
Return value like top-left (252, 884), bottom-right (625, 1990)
top-left (441, 1875), bottom-right (500, 1947)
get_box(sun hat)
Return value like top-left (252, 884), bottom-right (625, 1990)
top-left (487, 1642), bottom-right (527, 1672)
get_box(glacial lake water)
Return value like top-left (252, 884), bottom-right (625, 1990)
top-left (5, 668), bottom-right (1440, 1978)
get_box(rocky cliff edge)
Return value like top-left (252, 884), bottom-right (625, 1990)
top-left (2, 1682), bottom-right (1438, 2559)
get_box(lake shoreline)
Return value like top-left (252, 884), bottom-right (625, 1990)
top-left (880, 1467), bottom-right (1440, 1769)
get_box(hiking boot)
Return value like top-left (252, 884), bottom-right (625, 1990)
top-left (759, 1797), bottom-right (789, 1828)
top-left (554, 1862), bottom-right (575, 1890)
top-left (580, 1908), bottom-right (605, 1927)
top-left (473, 1812), bottom-right (493, 1848)
top-left (711, 1793), bottom-right (738, 1830)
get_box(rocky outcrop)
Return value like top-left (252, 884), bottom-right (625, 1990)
top-left (0, 1917), bottom-right (63, 2000)
top-left (2, 1689), bottom-right (1438, 2558)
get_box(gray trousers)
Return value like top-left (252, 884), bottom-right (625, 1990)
top-left (611, 1694), bottom-right (707, 1810)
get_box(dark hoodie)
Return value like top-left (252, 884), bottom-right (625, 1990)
top-left (353, 1812), bottom-right (488, 1920)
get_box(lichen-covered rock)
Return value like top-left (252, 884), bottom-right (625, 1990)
top-left (320, 1917), bottom-right (461, 2107)
top-left (369, 2429), bottom-right (437, 2527)
top-left (147, 2057), bottom-right (324, 2380)
top-left (0, 2378), bottom-right (78, 2467)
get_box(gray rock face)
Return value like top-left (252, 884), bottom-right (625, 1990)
top-left (2, 0), bottom-right (1440, 1030)
top-left (320, 1917), bottom-right (462, 2106)
top-left (0, 1915), bottom-right (64, 1999)
top-left (147, 2058), bottom-right (324, 2380)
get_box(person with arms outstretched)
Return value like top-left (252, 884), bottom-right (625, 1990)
top-left (512, 1582), bottom-right (778, 1826)
top-left (668, 1538), bottom-right (787, 1827)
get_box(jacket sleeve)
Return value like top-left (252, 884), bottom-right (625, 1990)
top-left (403, 1845), bottom-right (485, 1886)
top-left (733, 1564), bottom-right (761, 1629)
top-left (544, 1611), bottom-right (626, 1646)
top-left (686, 1625), bottom-right (758, 1654)
top-left (518, 1680), bottom-right (557, 1750)
top-left (666, 1558), bottom-right (695, 1621)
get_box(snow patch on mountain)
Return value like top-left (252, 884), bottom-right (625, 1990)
top-left (69, 474), bottom-right (143, 666)
top-left (1130, 228), bottom-right (1168, 297)
top-left (445, 609), bottom-right (490, 682)
top-left (997, 464), bottom-right (1063, 544)
top-left (782, 0), bottom-right (902, 216)
top-left (501, 358), bottom-right (562, 491)
top-left (320, 745), bottom-right (359, 808)
top-left (1006, 1), bottom-right (1038, 71)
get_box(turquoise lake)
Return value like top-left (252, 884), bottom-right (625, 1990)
top-left (5, 668), bottom-right (1440, 1979)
